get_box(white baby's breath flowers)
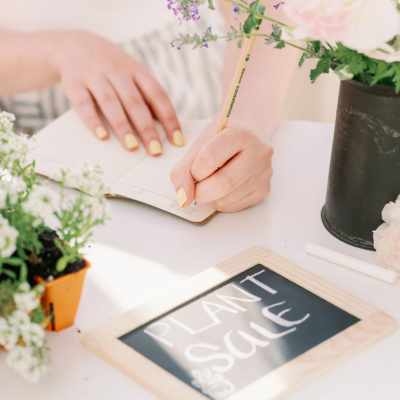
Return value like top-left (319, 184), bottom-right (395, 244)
top-left (0, 175), bottom-right (27, 208)
top-left (6, 345), bottom-right (48, 383)
top-left (0, 215), bottom-right (18, 258)
top-left (0, 283), bottom-right (49, 383)
top-left (23, 184), bottom-right (58, 226)
top-left (0, 317), bottom-right (19, 351)
top-left (381, 198), bottom-right (400, 224)
top-left (374, 195), bottom-right (400, 271)
top-left (14, 291), bottom-right (40, 315)
top-left (60, 164), bottom-right (109, 198)
top-left (0, 111), bottom-right (16, 134)
top-left (20, 322), bottom-right (46, 348)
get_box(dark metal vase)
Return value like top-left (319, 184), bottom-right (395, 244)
top-left (322, 80), bottom-right (400, 250)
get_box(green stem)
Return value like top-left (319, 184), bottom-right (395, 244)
top-left (218, 30), bottom-right (309, 53)
top-left (0, 257), bottom-right (28, 282)
top-left (223, 0), bottom-right (290, 28)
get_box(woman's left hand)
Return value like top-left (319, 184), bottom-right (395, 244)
top-left (170, 124), bottom-right (273, 212)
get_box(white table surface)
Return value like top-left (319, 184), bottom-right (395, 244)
top-left (1, 121), bottom-right (399, 399)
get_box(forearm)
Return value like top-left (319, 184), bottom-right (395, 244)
top-left (0, 29), bottom-right (60, 96)
top-left (220, 1), bottom-right (298, 137)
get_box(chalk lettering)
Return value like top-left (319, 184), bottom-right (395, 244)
top-left (185, 343), bottom-right (235, 373)
top-left (250, 322), bottom-right (296, 339)
top-left (144, 321), bottom-right (173, 348)
top-left (240, 270), bottom-right (278, 295)
top-left (262, 302), bottom-right (311, 328)
top-left (216, 284), bottom-right (262, 312)
top-left (169, 301), bottom-right (238, 335)
top-left (224, 330), bottom-right (270, 360)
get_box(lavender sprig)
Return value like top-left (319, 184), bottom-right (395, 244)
top-left (166, 0), bottom-right (214, 21)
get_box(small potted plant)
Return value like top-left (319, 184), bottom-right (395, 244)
top-left (169, 0), bottom-right (400, 250)
top-left (0, 111), bottom-right (108, 381)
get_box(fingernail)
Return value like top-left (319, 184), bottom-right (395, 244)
top-left (176, 187), bottom-right (187, 208)
top-left (149, 140), bottom-right (163, 156)
top-left (95, 126), bottom-right (108, 140)
top-left (172, 129), bottom-right (185, 147)
top-left (124, 134), bottom-right (139, 150)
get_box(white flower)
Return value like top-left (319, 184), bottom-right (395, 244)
top-left (18, 282), bottom-right (31, 293)
top-left (6, 345), bottom-right (48, 383)
top-left (62, 164), bottom-right (108, 198)
top-left (0, 175), bottom-right (27, 208)
top-left (0, 317), bottom-right (19, 351)
top-left (285, 0), bottom-right (400, 52)
top-left (8, 310), bottom-right (31, 330)
top-left (20, 323), bottom-right (45, 348)
top-left (84, 197), bottom-right (108, 221)
top-left (374, 222), bottom-right (400, 271)
top-left (0, 215), bottom-right (18, 258)
top-left (14, 291), bottom-right (39, 314)
top-left (23, 185), bottom-right (58, 224)
top-left (0, 129), bottom-right (29, 169)
top-left (0, 112), bottom-right (15, 134)
top-left (381, 201), bottom-right (400, 224)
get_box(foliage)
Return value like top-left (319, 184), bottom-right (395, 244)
top-left (168, 0), bottom-right (400, 93)
top-left (0, 111), bottom-right (109, 381)
top-left (300, 42), bottom-right (400, 92)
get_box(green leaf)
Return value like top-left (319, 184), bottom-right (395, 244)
top-left (243, 1), bottom-right (265, 34)
top-left (31, 307), bottom-right (46, 324)
top-left (310, 54), bottom-right (332, 82)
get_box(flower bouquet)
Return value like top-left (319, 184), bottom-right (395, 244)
top-left (169, 0), bottom-right (400, 250)
top-left (0, 112), bottom-right (108, 381)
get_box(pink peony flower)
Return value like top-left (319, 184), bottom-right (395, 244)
top-left (284, 0), bottom-right (400, 52)
top-left (374, 223), bottom-right (400, 271)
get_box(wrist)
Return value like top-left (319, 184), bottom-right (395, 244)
top-left (26, 30), bottom-right (69, 81)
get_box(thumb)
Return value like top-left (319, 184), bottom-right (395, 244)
top-left (170, 160), bottom-right (196, 208)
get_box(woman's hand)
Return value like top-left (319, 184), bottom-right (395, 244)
top-left (170, 124), bottom-right (273, 213)
top-left (50, 30), bottom-right (184, 155)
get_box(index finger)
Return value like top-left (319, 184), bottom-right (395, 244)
top-left (190, 128), bottom-right (250, 182)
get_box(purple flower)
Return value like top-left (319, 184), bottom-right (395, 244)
top-left (273, 1), bottom-right (285, 11)
top-left (166, 0), bottom-right (202, 21)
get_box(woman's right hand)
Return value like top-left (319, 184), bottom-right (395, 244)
top-left (50, 30), bottom-right (184, 156)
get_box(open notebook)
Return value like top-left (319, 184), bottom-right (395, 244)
top-left (28, 111), bottom-right (214, 223)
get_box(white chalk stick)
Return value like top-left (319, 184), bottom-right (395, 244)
top-left (305, 243), bottom-right (399, 284)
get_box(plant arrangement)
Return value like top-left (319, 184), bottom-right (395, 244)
top-left (168, 0), bottom-right (400, 91)
top-left (0, 112), bottom-right (108, 381)
top-left (169, 0), bottom-right (400, 251)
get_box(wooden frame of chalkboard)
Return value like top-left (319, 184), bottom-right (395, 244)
top-left (81, 247), bottom-right (397, 400)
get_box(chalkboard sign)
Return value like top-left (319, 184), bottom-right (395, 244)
top-left (119, 264), bottom-right (359, 399)
top-left (82, 247), bottom-right (397, 400)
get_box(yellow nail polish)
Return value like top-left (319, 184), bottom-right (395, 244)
top-left (176, 188), bottom-right (187, 208)
top-left (95, 126), bottom-right (108, 140)
top-left (173, 129), bottom-right (185, 147)
top-left (124, 134), bottom-right (139, 150)
top-left (149, 140), bottom-right (163, 156)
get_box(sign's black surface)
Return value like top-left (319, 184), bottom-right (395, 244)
top-left (120, 264), bottom-right (360, 400)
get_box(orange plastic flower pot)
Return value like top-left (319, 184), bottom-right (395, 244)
top-left (40, 261), bottom-right (90, 332)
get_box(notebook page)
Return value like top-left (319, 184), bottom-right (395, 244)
top-left (113, 119), bottom-right (214, 222)
top-left (29, 111), bottom-right (146, 188)
top-left (29, 111), bottom-right (214, 222)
